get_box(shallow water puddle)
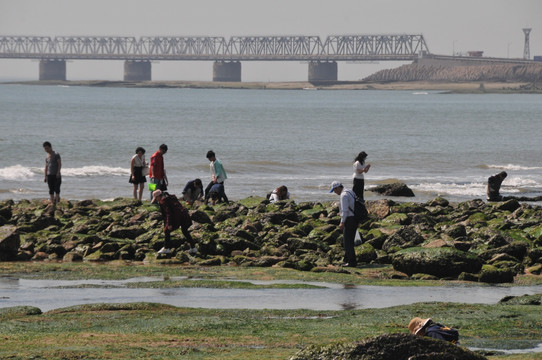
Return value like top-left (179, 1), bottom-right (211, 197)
top-left (1, 277), bottom-right (541, 313)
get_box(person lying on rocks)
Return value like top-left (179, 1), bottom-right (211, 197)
top-left (487, 171), bottom-right (507, 201)
top-left (408, 317), bottom-right (459, 344)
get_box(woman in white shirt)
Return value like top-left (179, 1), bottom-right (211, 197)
top-left (130, 147), bottom-right (148, 201)
top-left (352, 151), bottom-right (370, 200)
top-left (269, 185), bottom-right (290, 202)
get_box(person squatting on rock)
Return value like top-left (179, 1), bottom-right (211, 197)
top-left (204, 150), bottom-right (228, 205)
top-left (208, 183), bottom-right (228, 205)
top-left (149, 144), bottom-right (168, 200)
top-left (330, 181), bottom-right (359, 267)
top-left (129, 147), bottom-right (147, 201)
top-left (43, 141), bottom-right (62, 207)
top-left (487, 171), bottom-right (507, 202)
top-left (151, 190), bottom-right (197, 255)
top-left (408, 317), bottom-right (459, 344)
top-left (182, 178), bottom-right (203, 205)
top-left (353, 151), bottom-right (370, 201)
top-left (269, 185), bottom-right (290, 202)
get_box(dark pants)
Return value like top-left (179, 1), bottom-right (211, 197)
top-left (343, 216), bottom-right (358, 265)
top-left (47, 175), bottom-right (61, 194)
top-left (164, 225), bottom-right (195, 249)
top-left (353, 178), bottom-right (364, 200)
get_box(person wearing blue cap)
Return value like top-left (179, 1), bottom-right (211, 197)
top-left (330, 181), bottom-right (358, 267)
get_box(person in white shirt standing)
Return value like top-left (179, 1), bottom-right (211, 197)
top-left (330, 181), bottom-right (358, 267)
top-left (353, 151), bottom-right (370, 200)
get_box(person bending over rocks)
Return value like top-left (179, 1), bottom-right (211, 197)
top-left (182, 178), bottom-right (203, 205)
top-left (487, 171), bottom-right (507, 201)
top-left (208, 183), bottom-right (228, 205)
top-left (151, 190), bottom-right (197, 256)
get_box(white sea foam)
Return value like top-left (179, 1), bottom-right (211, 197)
top-left (0, 165), bottom-right (37, 181)
top-left (411, 182), bottom-right (487, 197)
top-left (62, 166), bottom-right (130, 177)
top-left (486, 164), bottom-right (542, 171)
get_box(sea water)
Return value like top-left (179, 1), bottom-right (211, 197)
top-left (1, 84), bottom-right (541, 204)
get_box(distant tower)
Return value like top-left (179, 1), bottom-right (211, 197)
top-left (523, 28), bottom-right (531, 60)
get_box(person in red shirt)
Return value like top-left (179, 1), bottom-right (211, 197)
top-left (149, 144), bottom-right (168, 199)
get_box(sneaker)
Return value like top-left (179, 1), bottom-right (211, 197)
top-left (188, 247), bottom-right (198, 255)
top-left (157, 247), bottom-right (172, 254)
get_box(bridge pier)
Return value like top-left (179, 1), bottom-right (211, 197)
top-left (124, 60), bottom-right (151, 81)
top-left (39, 59), bottom-right (66, 81)
top-left (308, 61), bottom-right (337, 83)
top-left (213, 61), bottom-right (241, 82)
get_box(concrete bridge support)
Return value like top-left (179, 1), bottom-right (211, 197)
top-left (308, 61), bottom-right (338, 83)
top-left (213, 61), bottom-right (241, 82)
top-left (39, 59), bottom-right (66, 81)
top-left (124, 60), bottom-right (151, 81)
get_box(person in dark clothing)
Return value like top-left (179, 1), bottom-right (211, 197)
top-left (182, 178), bottom-right (203, 205)
top-left (43, 141), bottom-right (62, 206)
top-left (151, 190), bottom-right (197, 255)
top-left (487, 171), bottom-right (507, 201)
top-left (352, 151), bottom-right (370, 200)
top-left (408, 317), bottom-right (459, 344)
top-left (208, 183), bottom-right (228, 205)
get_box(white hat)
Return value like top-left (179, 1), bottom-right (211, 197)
top-left (151, 189), bottom-right (163, 204)
top-left (329, 181), bottom-right (343, 193)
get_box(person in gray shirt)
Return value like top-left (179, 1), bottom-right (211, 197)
top-left (43, 141), bottom-right (62, 206)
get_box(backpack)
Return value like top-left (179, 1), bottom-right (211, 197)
top-left (348, 190), bottom-right (368, 222)
top-left (425, 323), bottom-right (459, 344)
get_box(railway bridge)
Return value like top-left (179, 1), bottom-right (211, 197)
top-left (0, 34), bottom-right (430, 81)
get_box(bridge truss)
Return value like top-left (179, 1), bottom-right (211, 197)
top-left (0, 34), bottom-right (430, 61)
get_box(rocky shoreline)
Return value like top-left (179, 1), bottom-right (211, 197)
top-left (3, 79), bottom-right (542, 93)
top-left (1, 194), bottom-right (541, 284)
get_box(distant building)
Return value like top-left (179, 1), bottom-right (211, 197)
top-left (467, 51), bottom-right (484, 57)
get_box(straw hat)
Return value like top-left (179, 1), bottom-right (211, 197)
top-left (408, 317), bottom-right (432, 335)
top-left (151, 190), bottom-right (163, 204)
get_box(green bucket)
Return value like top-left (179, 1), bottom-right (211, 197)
top-left (148, 183), bottom-right (157, 191)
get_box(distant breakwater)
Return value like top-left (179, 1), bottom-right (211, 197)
top-left (1, 196), bottom-right (541, 284)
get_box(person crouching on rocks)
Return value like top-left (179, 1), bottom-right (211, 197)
top-left (182, 178), bottom-right (203, 205)
top-left (269, 185), bottom-right (290, 202)
top-left (151, 190), bottom-right (197, 256)
top-left (208, 183), bottom-right (228, 205)
top-left (408, 317), bottom-right (459, 344)
top-left (487, 171), bottom-right (507, 202)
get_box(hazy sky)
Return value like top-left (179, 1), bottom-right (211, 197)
top-left (0, 0), bottom-right (540, 81)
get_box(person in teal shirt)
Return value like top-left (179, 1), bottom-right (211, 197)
top-left (204, 150), bottom-right (229, 204)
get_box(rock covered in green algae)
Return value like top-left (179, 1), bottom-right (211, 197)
top-left (289, 333), bottom-right (486, 360)
top-left (1, 196), bottom-right (542, 284)
top-left (0, 224), bottom-right (19, 260)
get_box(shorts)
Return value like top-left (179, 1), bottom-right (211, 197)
top-left (47, 175), bottom-right (62, 195)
